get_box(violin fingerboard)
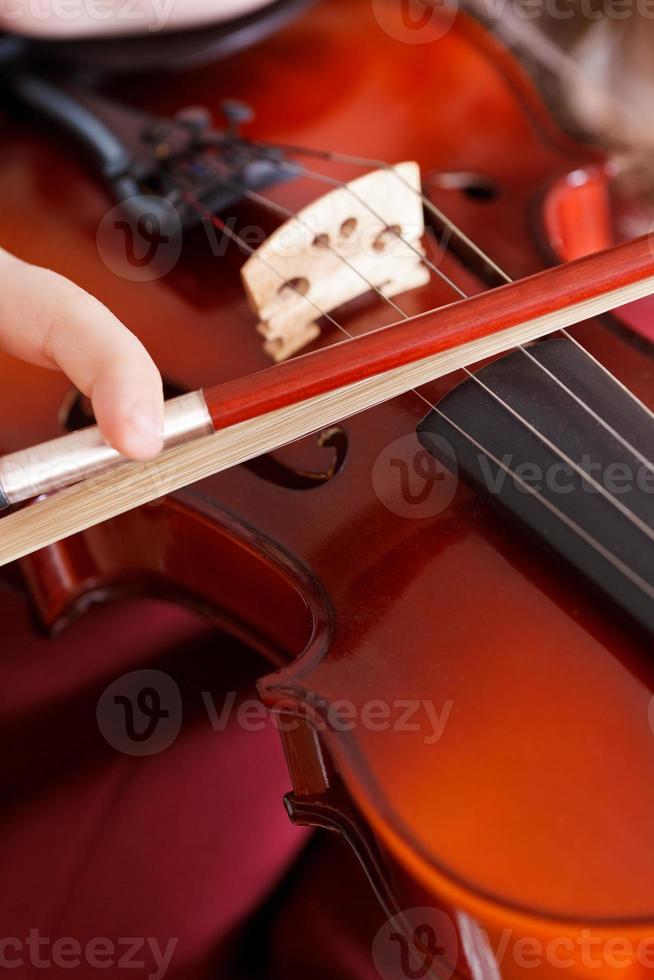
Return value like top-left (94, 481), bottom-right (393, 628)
top-left (417, 338), bottom-right (654, 636)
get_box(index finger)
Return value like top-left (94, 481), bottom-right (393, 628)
top-left (0, 248), bottom-right (164, 460)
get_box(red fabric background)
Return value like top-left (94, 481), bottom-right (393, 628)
top-left (0, 585), bottom-right (380, 979)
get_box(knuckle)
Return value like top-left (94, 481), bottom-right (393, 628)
top-left (36, 268), bottom-right (158, 383)
top-left (47, 271), bottom-right (100, 312)
top-left (39, 270), bottom-right (112, 365)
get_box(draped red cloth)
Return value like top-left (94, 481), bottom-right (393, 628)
top-left (0, 587), bottom-right (380, 979)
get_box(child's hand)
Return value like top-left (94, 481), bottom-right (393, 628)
top-left (0, 247), bottom-right (164, 460)
top-left (0, 0), bottom-right (274, 38)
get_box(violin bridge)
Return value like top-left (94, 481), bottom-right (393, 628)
top-left (240, 162), bottom-right (430, 361)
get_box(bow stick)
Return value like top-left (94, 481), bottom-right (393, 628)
top-left (0, 233), bottom-right (652, 567)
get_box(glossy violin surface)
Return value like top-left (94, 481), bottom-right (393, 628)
top-left (1, 2), bottom-right (653, 976)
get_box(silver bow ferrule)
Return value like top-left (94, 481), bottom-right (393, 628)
top-left (0, 390), bottom-right (213, 508)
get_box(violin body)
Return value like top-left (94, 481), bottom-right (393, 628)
top-left (2, 2), bottom-right (654, 976)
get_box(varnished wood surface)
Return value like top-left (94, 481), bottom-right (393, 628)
top-left (1, 3), bottom-right (653, 976)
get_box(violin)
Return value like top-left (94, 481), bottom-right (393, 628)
top-left (1, 2), bottom-right (653, 977)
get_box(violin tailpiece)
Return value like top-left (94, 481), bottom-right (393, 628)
top-left (240, 162), bottom-right (430, 361)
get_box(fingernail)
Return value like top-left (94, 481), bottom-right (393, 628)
top-left (129, 403), bottom-right (164, 454)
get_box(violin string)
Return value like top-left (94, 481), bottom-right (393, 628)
top-left (239, 186), bottom-right (408, 319)
top-left (240, 186), bottom-right (654, 538)
top-left (241, 182), bottom-right (654, 483)
top-left (188, 175), bottom-right (463, 419)
top-left (460, 365), bottom-right (654, 541)
top-left (183, 191), bottom-right (347, 335)
top-left (430, 404), bottom-right (654, 602)
top-left (183, 160), bottom-right (654, 532)
top-left (183, 165), bottom-right (654, 542)
top-left (509, 341), bottom-right (654, 474)
top-left (186, 199), bottom-right (654, 597)
top-left (262, 153), bottom-right (654, 473)
top-left (248, 139), bottom-right (514, 283)
top-left (257, 142), bottom-right (654, 416)
top-left (274, 160), bottom-right (468, 298)
top-left (554, 327), bottom-right (654, 426)
top-left (181, 186), bottom-right (654, 555)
